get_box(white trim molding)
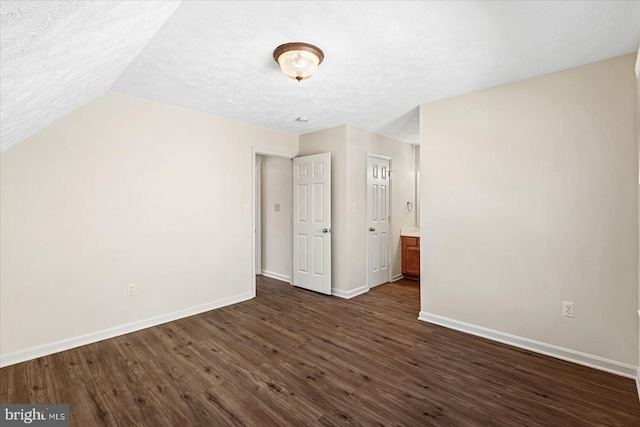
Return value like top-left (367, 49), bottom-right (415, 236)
top-left (391, 273), bottom-right (405, 282)
top-left (418, 311), bottom-right (638, 379)
top-left (0, 292), bottom-right (253, 368)
top-left (332, 285), bottom-right (369, 299)
top-left (260, 270), bottom-right (291, 283)
top-left (637, 310), bottom-right (640, 400)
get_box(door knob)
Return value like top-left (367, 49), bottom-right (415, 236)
top-left (369, 227), bottom-right (376, 232)
top-left (322, 228), bottom-right (331, 233)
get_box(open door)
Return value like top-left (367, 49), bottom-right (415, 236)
top-left (367, 154), bottom-right (391, 288)
top-left (292, 153), bottom-right (332, 295)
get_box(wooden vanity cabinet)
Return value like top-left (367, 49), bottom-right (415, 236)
top-left (401, 236), bottom-right (420, 281)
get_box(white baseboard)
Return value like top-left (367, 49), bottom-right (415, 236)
top-left (637, 311), bottom-right (640, 400)
top-left (260, 270), bottom-right (291, 283)
top-left (636, 314), bottom-right (640, 400)
top-left (418, 311), bottom-right (638, 379)
top-left (332, 285), bottom-right (369, 299)
top-left (0, 292), bottom-right (254, 368)
top-left (391, 274), bottom-right (405, 282)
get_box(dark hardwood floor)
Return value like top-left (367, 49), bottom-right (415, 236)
top-left (1, 276), bottom-right (639, 426)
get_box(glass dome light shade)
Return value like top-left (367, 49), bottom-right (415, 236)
top-left (274, 43), bottom-right (324, 81)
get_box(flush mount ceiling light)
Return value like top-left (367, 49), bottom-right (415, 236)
top-left (273, 42), bottom-right (324, 81)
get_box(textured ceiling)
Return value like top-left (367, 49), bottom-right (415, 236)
top-left (1, 1), bottom-right (639, 152)
top-left (0, 0), bottom-right (181, 152)
top-left (112, 1), bottom-right (640, 145)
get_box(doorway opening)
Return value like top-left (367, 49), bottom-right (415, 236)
top-left (251, 149), bottom-right (295, 297)
top-left (251, 148), bottom-right (333, 297)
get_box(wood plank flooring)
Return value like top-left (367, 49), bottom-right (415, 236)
top-left (2, 276), bottom-right (639, 426)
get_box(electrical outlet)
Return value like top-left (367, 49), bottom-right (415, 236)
top-left (563, 301), bottom-right (574, 318)
top-left (127, 283), bottom-right (136, 297)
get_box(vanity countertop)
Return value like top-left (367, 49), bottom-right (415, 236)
top-left (400, 227), bottom-right (420, 238)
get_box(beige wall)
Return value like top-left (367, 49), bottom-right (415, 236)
top-left (0, 91), bottom-right (298, 361)
top-left (420, 54), bottom-right (638, 365)
top-left (259, 155), bottom-right (292, 280)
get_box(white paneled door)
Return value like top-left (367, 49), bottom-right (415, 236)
top-left (367, 154), bottom-right (391, 288)
top-left (292, 153), bottom-right (332, 295)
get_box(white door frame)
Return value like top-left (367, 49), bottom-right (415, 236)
top-left (251, 147), bottom-right (296, 298)
top-left (366, 152), bottom-right (393, 289)
top-left (255, 159), bottom-right (262, 276)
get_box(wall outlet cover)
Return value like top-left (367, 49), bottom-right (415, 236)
top-left (563, 301), bottom-right (574, 318)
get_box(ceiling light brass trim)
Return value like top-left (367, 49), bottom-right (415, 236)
top-left (273, 42), bottom-right (324, 65)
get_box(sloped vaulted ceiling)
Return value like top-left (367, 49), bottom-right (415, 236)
top-left (1, 1), bottom-right (639, 152)
top-left (0, 0), bottom-right (181, 152)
